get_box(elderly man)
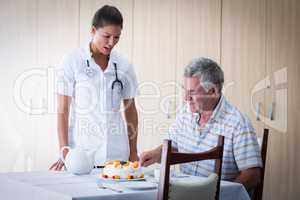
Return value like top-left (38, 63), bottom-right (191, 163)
top-left (139, 57), bottom-right (262, 191)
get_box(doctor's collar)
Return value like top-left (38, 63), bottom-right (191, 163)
top-left (85, 42), bottom-right (114, 62)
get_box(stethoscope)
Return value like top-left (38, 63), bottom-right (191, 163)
top-left (111, 62), bottom-right (124, 91)
top-left (85, 57), bottom-right (124, 92)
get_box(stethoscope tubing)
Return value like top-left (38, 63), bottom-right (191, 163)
top-left (85, 58), bottom-right (123, 91)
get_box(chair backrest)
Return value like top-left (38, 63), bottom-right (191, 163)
top-left (251, 128), bottom-right (269, 200)
top-left (157, 135), bottom-right (225, 200)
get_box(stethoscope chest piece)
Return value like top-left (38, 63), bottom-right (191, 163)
top-left (85, 60), bottom-right (95, 77)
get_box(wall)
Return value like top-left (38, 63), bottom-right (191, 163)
top-left (0, 0), bottom-right (299, 199)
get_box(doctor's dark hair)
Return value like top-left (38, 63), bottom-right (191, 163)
top-left (92, 5), bottom-right (123, 29)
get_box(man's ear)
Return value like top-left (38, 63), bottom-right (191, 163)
top-left (208, 87), bottom-right (220, 97)
top-left (208, 87), bottom-right (216, 95)
top-left (91, 26), bottom-right (96, 36)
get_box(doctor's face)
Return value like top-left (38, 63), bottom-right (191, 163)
top-left (183, 77), bottom-right (218, 113)
top-left (91, 25), bottom-right (122, 55)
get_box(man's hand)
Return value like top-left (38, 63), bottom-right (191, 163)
top-left (139, 146), bottom-right (162, 167)
top-left (234, 167), bottom-right (261, 191)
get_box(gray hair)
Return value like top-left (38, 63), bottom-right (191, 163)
top-left (184, 57), bottom-right (224, 92)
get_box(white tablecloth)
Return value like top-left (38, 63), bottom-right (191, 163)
top-left (0, 169), bottom-right (250, 200)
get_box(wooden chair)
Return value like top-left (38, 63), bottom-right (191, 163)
top-left (157, 135), bottom-right (225, 200)
top-left (251, 128), bottom-right (269, 200)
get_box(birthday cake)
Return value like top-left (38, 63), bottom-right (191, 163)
top-left (101, 160), bottom-right (144, 180)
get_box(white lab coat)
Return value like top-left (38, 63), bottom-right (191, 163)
top-left (56, 44), bottom-right (138, 165)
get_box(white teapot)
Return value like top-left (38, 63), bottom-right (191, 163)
top-left (60, 146), bottom-right (95, 175)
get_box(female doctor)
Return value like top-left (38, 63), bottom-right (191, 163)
top-left (50, 5), bottom-right (139, 170)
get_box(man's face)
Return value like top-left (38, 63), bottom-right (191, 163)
top-left (91, 25), bottom-right (122, 55)
top-left (183, 77), bottom-right (218, 113)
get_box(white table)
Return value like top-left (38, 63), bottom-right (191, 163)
top-left (0, 169), bottom-right (250, 200)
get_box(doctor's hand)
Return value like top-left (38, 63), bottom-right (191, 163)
top-left (129, 153), bottom-right (139, 162)
top-left (49, 159), bottom-right (65, 171)
top-left (49, 148), bottom-right (69, 171)
top-left (139, 146), bottom-right (162, 167)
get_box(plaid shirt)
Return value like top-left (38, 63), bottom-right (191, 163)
top-left (168, 95), bottom-right (262, 180)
